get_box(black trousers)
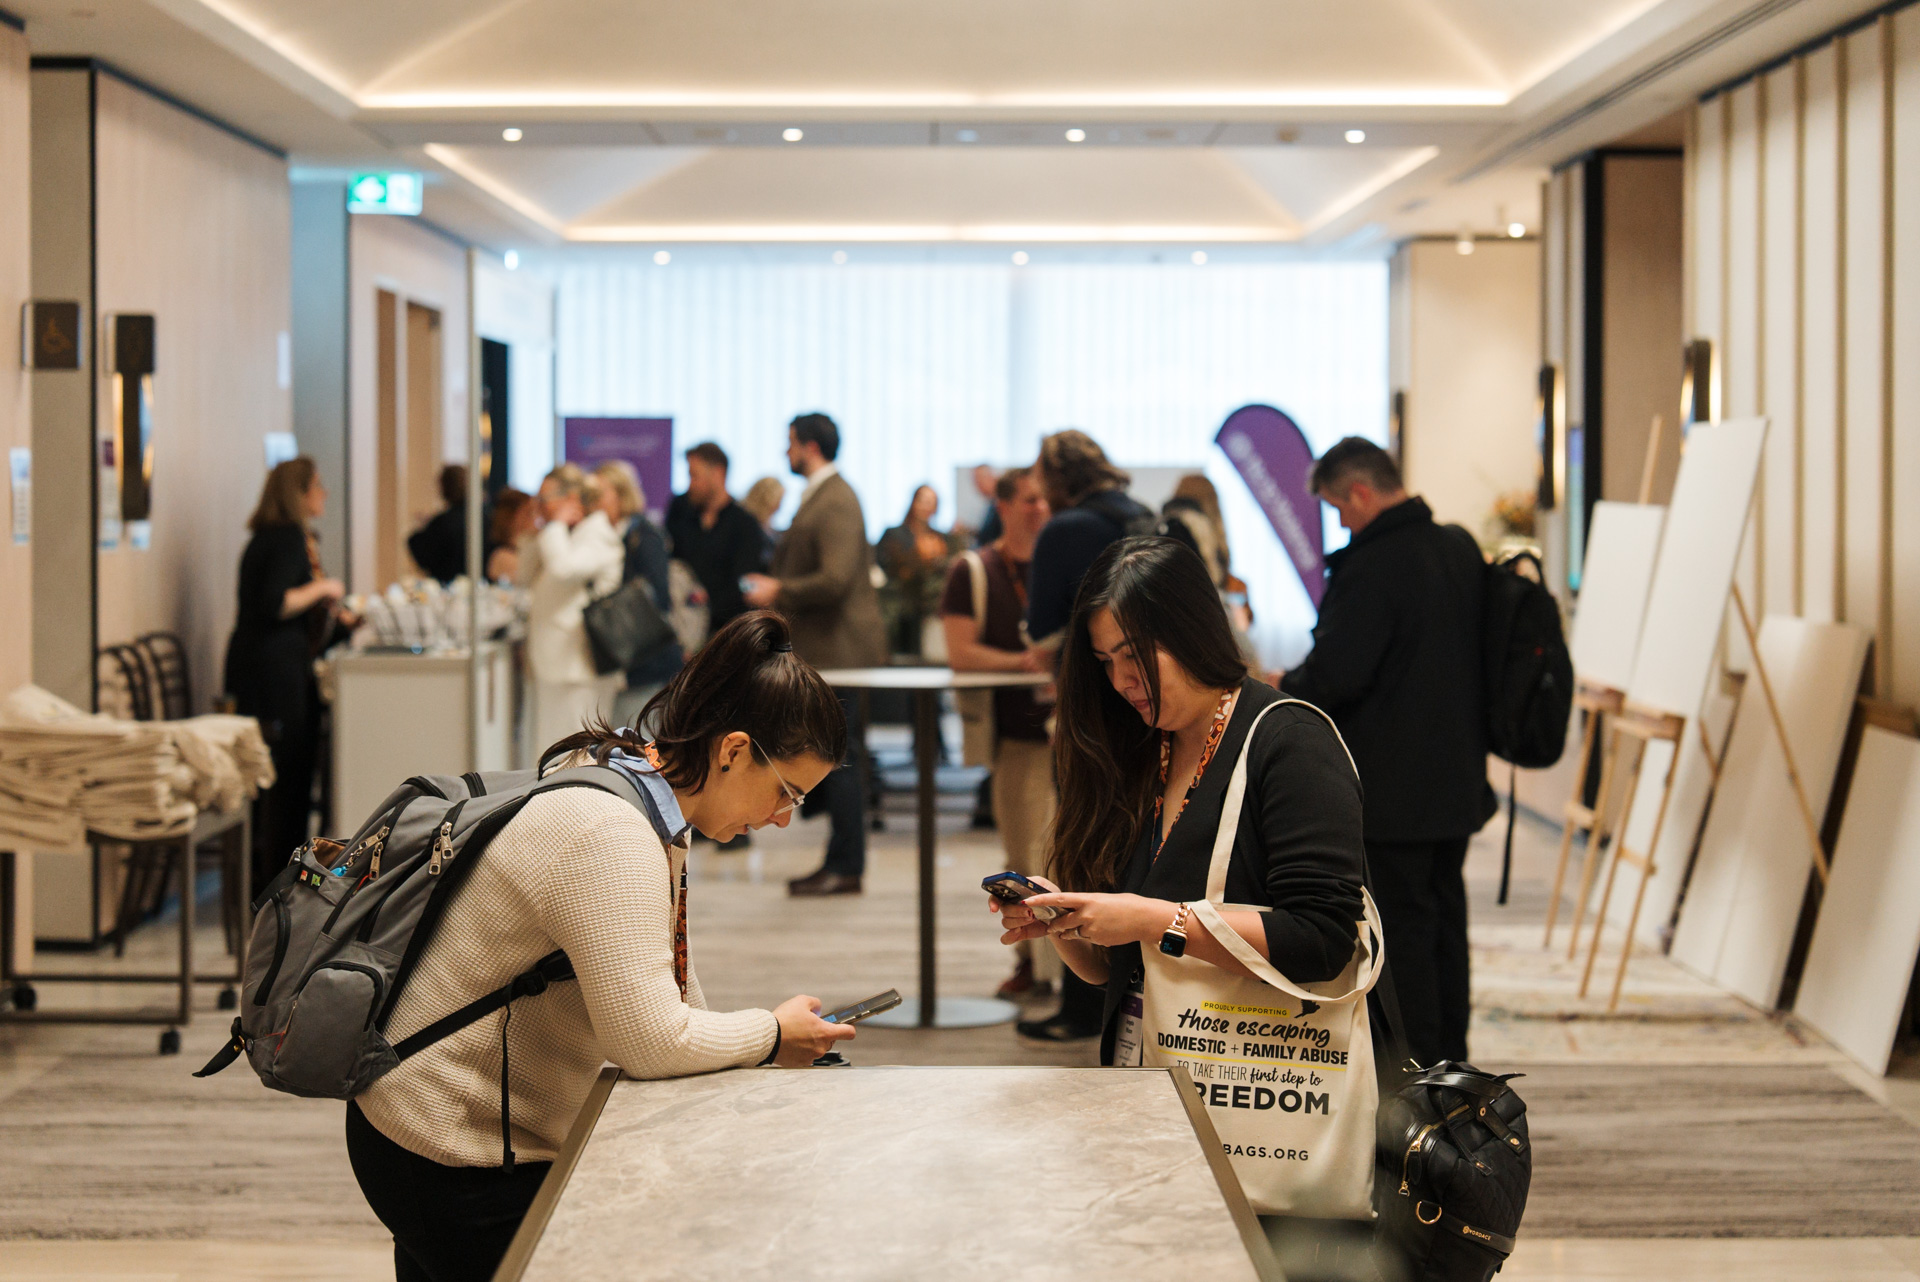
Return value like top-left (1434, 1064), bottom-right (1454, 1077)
top-left (1365, 835), bottom-right (1472, 1067)
top-left (346, 1102), bottom-right (550, 1282)
top-left (804, 692), bottom-right (869, 877)
top-left (253, 684), bottom-right (319, 893)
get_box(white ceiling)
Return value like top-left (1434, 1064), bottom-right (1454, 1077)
top-left (10, 0), bottom-right (1895, 252)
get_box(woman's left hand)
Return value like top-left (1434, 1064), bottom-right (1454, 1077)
top-left (1022, 893), bottom-right (1175, 949)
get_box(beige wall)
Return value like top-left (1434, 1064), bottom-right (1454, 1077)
top-left (1687, 9), bottom-right (1920, 706)
top-left (1389, 237), bottom-right (1543, 537)
top-left (89, 74), bottom-right (291, 711)
top-left (347, 215), bottom-right (469, 594)
top-left (0, 27), bottom-right (28, 696)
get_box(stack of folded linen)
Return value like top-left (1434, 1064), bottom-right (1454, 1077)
top-left (0, 686), bottom-right (276, 848)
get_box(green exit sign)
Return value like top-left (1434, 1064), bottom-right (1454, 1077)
top-left (347, 172), bottom-right (423, 216)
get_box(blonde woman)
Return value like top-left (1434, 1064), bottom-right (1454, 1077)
top-left (593, 460), bottom-right (683, 724)
top-left (520, 463), bottom-right (625, 751)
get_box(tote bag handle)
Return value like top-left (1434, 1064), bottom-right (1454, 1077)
top-left (1191, 698), bottom-right (1383, 1007)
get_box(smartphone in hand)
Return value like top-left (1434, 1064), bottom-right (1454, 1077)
top-left (821, 989), bottom-right (902, 1024)
top-left (981, 871), bottom-right (1061, 921)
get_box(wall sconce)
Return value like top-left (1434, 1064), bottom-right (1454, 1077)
top-left (1535, 363), bottom-right (1563, 511)
top-left (1680, 337), bottom-right (1714, 428)
top-left (111, 314), bottom-right (155, 522)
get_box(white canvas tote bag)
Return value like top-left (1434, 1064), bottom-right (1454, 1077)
top-left (1138, 700), bottom-right (1386, 1219)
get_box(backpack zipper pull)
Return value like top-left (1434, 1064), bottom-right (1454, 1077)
top-left (361, 825), bottom-right (391, 880)
top-left (428, 820), bottom-right (455, 875)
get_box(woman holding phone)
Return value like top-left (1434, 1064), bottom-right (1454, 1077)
top-left (989, 538), bottom-right (1372, 1271)
top-left (348, 611), bottom-right (855, 1282)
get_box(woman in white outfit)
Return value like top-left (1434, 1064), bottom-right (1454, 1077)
top-left (519, 463), bottom-right (625, 754)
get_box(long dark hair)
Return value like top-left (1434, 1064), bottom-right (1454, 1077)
top-left (1047, 537), bottom-right (1249, 894)
top-left (540, 611), bottom-right (847, 789)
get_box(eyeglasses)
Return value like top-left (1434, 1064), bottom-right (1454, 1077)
top-left (751, 740), bottom-right (807, 817)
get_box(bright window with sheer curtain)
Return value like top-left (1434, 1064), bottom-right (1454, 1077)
top-left (554, 259), bottom-right (1387, 665)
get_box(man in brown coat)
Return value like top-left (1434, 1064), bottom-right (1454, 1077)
top-left (743, 412), bottom-right (884, 894)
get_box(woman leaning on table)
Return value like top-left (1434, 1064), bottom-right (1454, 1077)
top-left (347, 611), bottom-right (855, 1282)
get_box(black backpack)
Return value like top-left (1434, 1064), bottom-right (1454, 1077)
top-left (1480, 549), bottom-right (1573, 903)
top-left (1081, 489), bottom-right (1160, 539)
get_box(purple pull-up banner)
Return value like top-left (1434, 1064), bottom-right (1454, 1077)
top-left (1216, 404), bottom-right (1326, 607)
top-left (563, 417), bottom-right (674, 521)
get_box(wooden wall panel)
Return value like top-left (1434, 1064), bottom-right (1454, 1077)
top-left (91, 74), bottom-right (290, 712)
top-left (1841, 22), bottom-right (1890, 689)
top-left (1889, 7), bottom-right (1920, 709)
top-left (0, 28), bottom-right (28, 696)
top-left (1759, 65), bottom-right (1802, 618)
top-left (1600, 154), bottom-right (1684, 503)
top-left (1691, 96), bottom-right (1727, 364)
top-left (1723, 82), bottom-right (1764, 635)
top-left (1799, 45), bottom-right (1842, 624)
top-left (348, 216), bottom-right (469, 595)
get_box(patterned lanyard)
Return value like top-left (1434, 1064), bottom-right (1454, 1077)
top-left (642, 741), bottom-right (692, 1001)
top-left (1151, 688), bottom-right (1238, 865)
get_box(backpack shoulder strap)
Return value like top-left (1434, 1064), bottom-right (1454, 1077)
top-left (961, 549), bottom-right (988, 639)
top-left (390, 949), bottom-right (575, 1061)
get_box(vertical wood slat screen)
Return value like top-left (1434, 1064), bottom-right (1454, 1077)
top-left (554, 260), bottom-right (1388, 665)
top-left (1688, 7), bottom-right (1920, 705)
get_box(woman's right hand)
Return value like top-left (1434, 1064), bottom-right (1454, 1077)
top-left (770, 994), bottom-right (856, 1067)
top-left (316, 576), bottom-right (347, 603)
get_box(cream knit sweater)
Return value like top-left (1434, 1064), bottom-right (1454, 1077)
top-left (356, 787), bottom-right (778, 1167)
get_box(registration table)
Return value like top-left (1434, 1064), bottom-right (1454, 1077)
top-left (495, 1065), bottom-right (1280, 1282)
top-left (814, 666), bottom-right (1051, 1029)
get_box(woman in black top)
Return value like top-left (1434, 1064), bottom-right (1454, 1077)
top-left (223, 457), bottom-right (347, 890)
top-left (991, 537), bottom-right (1365, 1063)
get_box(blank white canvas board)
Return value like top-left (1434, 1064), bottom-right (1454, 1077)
top-left (1669, 616), bottom-right (1871, 1008)
top-left (1570, 502), bottom-right (1666, 692)
top-left (1794, 727), bottom-right (1920, 1074)
top-left (1627, 418), bottom-right (1768, 717)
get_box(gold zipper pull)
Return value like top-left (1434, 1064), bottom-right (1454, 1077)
top-left (427, 821), bottom-right (455, 875)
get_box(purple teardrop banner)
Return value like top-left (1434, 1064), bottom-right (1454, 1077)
top-left (1215, 404), bottom-right (1325, 608)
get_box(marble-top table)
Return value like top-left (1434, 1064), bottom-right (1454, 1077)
top-left (814, 666), bottom-right (1053, 1029)
top-left (496, 1065), bottom-right (1280, 1282)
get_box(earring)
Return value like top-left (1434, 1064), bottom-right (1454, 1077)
top-left (721, 765), bottom-right (730, 773)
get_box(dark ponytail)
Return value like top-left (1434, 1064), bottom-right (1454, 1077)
top-left (539, 611), bottom-right (847, 790)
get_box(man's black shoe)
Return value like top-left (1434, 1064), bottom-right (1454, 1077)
top-left (1016, 1012), bottom-right (1101, 1042)
top-left (787, 869), bottom-right (862, 897)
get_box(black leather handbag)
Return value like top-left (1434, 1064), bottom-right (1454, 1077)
top-left (1370, 966), bottom-right (1532, 1281)
top-left (582, 580), bottom-right (676, 676)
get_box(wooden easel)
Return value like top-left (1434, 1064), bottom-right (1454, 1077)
top-left (1542, 679), bottom-right (1624, 951)
top-left (1542, 415), bottom-right (1667, 953)
top-left (1578, 703), bottom-right (1685, 1009)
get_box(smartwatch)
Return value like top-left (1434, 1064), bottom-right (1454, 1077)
top-left (1158, 902), bottom-right (1193, 958)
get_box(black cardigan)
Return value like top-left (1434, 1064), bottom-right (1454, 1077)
top-left (1099, 679), bottom-right (1367, 1065)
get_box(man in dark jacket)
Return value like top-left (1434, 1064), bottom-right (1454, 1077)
top-left (1279, 437), bottom-right (1493, 1067)
top-left (406, 465), bottom-right (469, 584)
top-left (1018, 429), bottom-right (1157, 1042)
top-left (665, 441), bottom-right (767, 634)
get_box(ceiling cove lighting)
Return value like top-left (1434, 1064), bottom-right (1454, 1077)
top-left (1191, 250), bottom-right (1208, 265)
top-left (782, 127), bottom-right (804, 142)
top-left (1064, 128), bottom-right (1086, 142)
top-left (361, 89), bottom-right (1510, 110)
top-left (653, 250), bottom-right (671, 265)
top-left (1011, 251), bottom-right (1029, 265)
top-left (572, 224), bottom-right (1291, 243)
top-left (1344, 129), bottom-right (1366, 144)
top-left (501, 127), bottom-right (523, 142)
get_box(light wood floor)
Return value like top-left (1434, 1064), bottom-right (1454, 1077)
top-left (3, 774), bottom-right (1917, 1280)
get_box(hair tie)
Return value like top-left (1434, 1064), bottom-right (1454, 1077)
top-left (770, 642), bottom-right (794, 654)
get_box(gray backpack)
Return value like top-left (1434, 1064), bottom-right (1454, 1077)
top-left (195, 764), bottom-right (655, 1168)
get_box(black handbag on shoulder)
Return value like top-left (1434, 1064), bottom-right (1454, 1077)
top-left (1370, 963), bottom-right (1532, 1280)
top-left (582, 580), bottom-right (677, 677)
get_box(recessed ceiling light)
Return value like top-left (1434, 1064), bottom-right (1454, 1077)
top-left (782, 127), bottom-right (804, 142)
top-left (956, 128), bottom-right (978, 143)
top-left (1191, 250), bottom-right (1208, 265)
top-left (1065, 128), bottom-right (1086, 143)
top-left (832, 250), bottom-right (848, 265)
top-left (1344, 128), bottom-right (1366, 144)
top-left (654, 250), bottom-right (671, 265)
top-left (503, 250), bottom-right (519, 270)
top-left (501, 127), bottom-right (523, 142)
top-left (1508, 222), bottom-right (1526, 238)
top-left (1011, 251), bottom-right (1029, 266)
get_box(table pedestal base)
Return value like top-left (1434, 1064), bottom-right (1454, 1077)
top-left (866, 996), bottom-right (1019, 1029)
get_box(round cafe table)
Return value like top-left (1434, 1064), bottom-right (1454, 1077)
top-left (812, 666), bottom-right (1051, 1029)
